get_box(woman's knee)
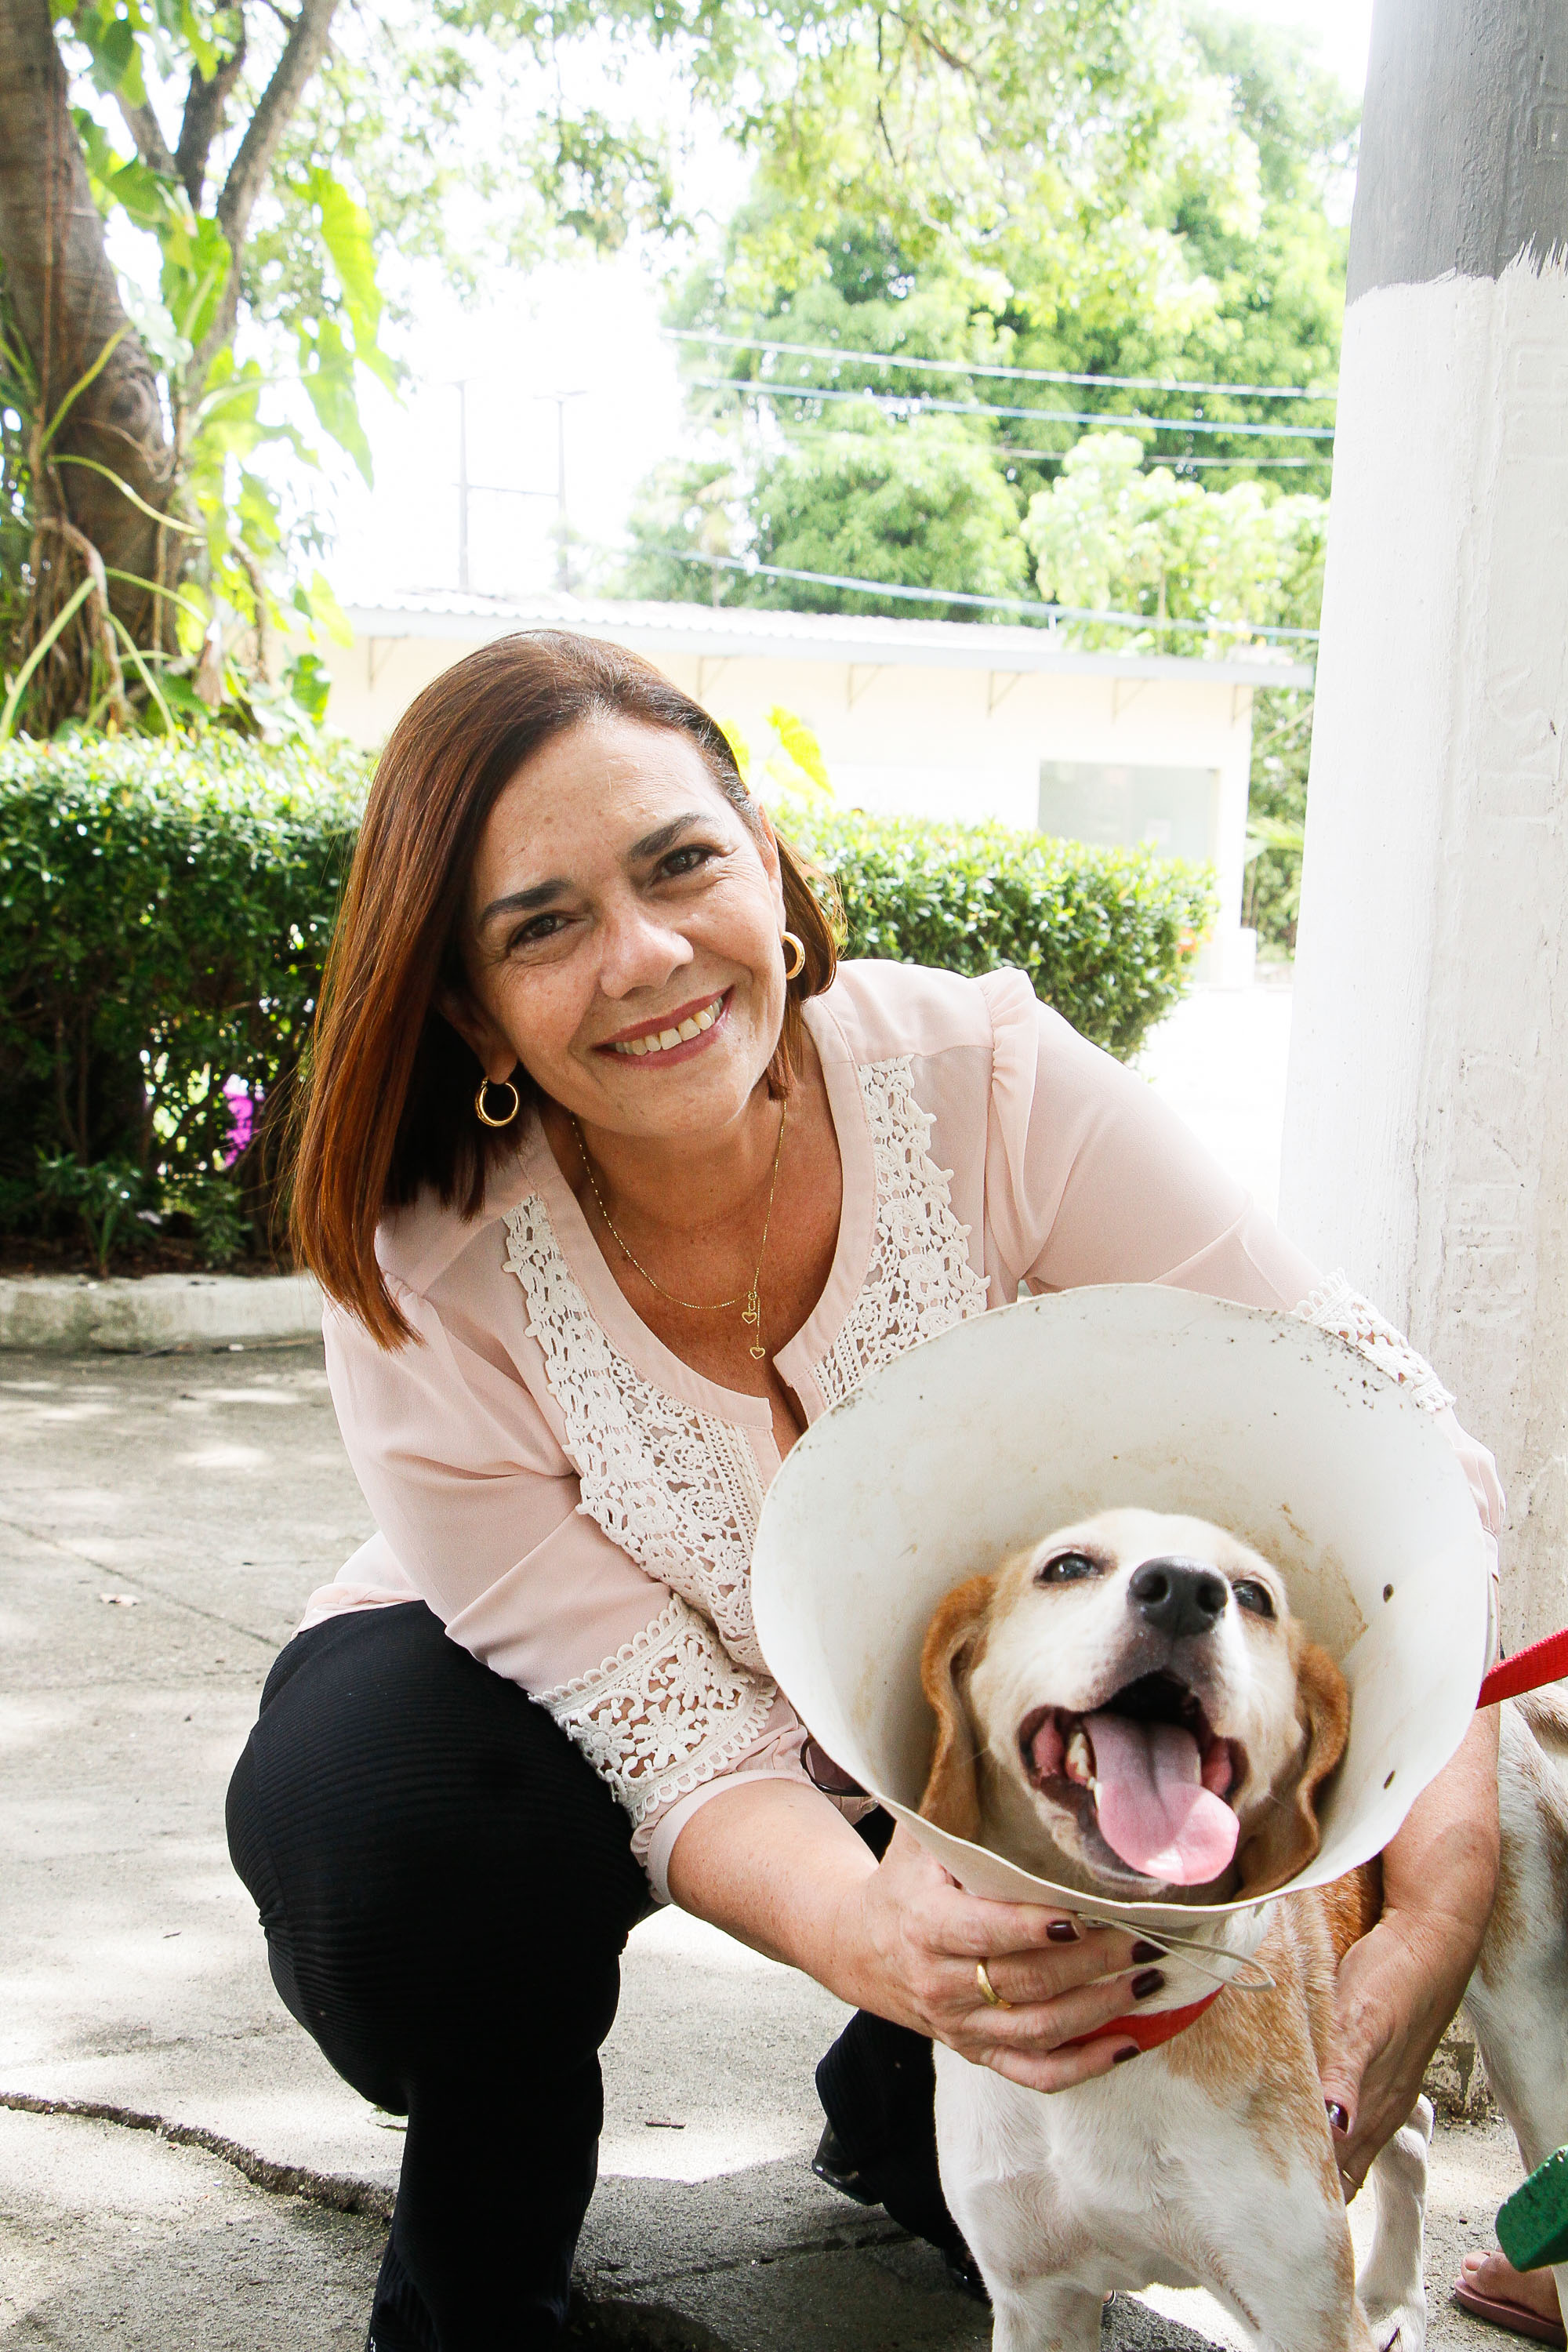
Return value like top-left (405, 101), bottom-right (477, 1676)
top-left (229, 1604), bottom-right (648, 2028)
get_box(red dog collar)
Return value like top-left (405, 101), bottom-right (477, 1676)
top-left (1060, 1987), bottom-right (1222, 2055)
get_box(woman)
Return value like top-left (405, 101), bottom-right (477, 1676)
top-left (228, 632), bottom-right (1503, 2352)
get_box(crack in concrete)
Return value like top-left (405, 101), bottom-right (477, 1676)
top-left (590, 2220), bottom-right (909, 2291)
top-left (0, 2090), bottom-right (394, 2221)
top-left (0, 1511), bottom-right (280, 1650)
top-left (2, 2091), bottom-right (909, 2300)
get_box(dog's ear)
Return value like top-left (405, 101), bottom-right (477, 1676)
top-left (1235, 1638), bottom-right (1350, 1898)
top-left (918, 1574), bottom-right (996, 1842)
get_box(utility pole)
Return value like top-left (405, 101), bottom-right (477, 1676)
top-left (1279, 0), bottom-right (1568, 1643)
top-left (452, 379), bottom-right (470, 593)
top-left (446, 383), bottom-right (586, 596)
top-left (544, 388), bottom-right (587, 593)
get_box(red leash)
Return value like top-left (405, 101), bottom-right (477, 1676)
top-left (1477, 1625), bottom-right (1568, 1708)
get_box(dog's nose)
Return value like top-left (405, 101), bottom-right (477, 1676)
top-left (1127, 1557), bottom-right (1229, 1640)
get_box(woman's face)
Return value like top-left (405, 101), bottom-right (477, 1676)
top-left (449, 715), bottom-right (789, 1138)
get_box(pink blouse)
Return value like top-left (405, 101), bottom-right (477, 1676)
top-left (304, 960), bottom-right (1504, 1900)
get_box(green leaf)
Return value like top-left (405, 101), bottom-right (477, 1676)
top-left (765, 704), bottom-right (831, 793)
top-left (88, 15), bottom-right (147, 104)
top-left (178, 0), bottom-right (220, 82)
top-left (105, 154), bottom-right (183, 234)
top-left (282, 650), bottom-right (332, 723)
top-left (296, 568), bottom-right (354, 648)
top-left (297, 320), bottom-right (373, 485)
top-left (158, 212), bottom-right (232, 350)
top-left (302, 169), bottom-right (383, 348)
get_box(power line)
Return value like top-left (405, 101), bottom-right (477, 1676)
top-left (688, 375), bottom-right (1337, 442)
top-left (655, 549), bottom-right (1319, 643)
top-left (999, 448), bottom-right (1322, 470)
top-left (667, 328), bottom-right (1337, 405)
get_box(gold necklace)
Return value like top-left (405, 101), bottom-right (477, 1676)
top-left (571, 1107), bottom-right (787, 1363)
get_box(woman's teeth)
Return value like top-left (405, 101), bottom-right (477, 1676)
top-left (610, 996), bottom-right (724, 1057)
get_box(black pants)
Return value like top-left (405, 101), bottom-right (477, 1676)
top-left (226, 1602), bottom-right (951, 2352)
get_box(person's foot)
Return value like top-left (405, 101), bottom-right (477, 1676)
top-left (1457, 2248), bottom-right (1565, 2342)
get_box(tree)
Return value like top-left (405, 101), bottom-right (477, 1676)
top-left (615, 7), bottom-right (1351, 613)
top-left (1021, 430), bottom-right (1326, 646)
top-left (1, 0), bottom-right (380, 730)
top-left (626, 415), bottom-right (1029, 617)
top-left (0, 0), bottom-right (702, 734)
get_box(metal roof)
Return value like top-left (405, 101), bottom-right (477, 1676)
top-left (344, 588), bottom-right (1315, 689)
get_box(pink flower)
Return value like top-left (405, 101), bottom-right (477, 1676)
top-left (220, 1076), bottom-right (259, 1166)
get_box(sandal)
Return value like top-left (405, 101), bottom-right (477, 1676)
top-left (1453, 2275), bottom-right (1567, 2347)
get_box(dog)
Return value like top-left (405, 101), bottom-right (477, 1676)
top-left (918, 1507), bottom-right (1424, 2352)
top-left (1460, 1685), bottom-right (1568, 2335)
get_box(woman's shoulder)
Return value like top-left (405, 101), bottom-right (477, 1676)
top-left (817, 956), bottom-right (1040, 1066)
top-left (372, 1116), bottom-right (543, 1301)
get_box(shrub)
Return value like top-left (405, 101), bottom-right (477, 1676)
top-left (780, 799), bottom-right (1214, 1062)
top-left (0, 740), bottom-right (1212, 1270)
top-left (0, 734), bottom-right (366, 1266)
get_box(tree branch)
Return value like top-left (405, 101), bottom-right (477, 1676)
top-left (114, 93), bottom-right (177, 180)
top-left (34, 513), bottom-right (132, 728)
top-left (176, 12), bottom-right (247, 210)
top-left (0, 0), bottom-right (174, 637)
top-left (194, 0), bottom-right (338, 375)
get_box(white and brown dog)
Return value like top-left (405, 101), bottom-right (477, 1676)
top-left (919, 1507), bottom-right (1439, 2352)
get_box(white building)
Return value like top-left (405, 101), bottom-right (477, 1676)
top-left (329, 591), bottom-right (1313, 985)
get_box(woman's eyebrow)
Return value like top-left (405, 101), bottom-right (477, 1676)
top-left (476, 811), bottom-right (711, 929)
top-left (629, 810), bottom-right (709, 862)
top-left (477, 877), bottom-right (569, 928)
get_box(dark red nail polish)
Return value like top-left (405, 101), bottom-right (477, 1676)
top-left (1326, 2100), bottom-right (1351, 2134)
top-left (1131, 1969), bottom-right (1165, 2000)
top-left (1046, 1921), bottom-right (1080, 1943)
top-left (1112, 2043), bottom-right (1141, 2064)
top-left (1131, 1940), bottom-right (1166, 1965)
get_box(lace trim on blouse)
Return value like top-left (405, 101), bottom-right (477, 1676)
top-left (814, 1056), bottom-right (990, 1407)
top-left (503, 1194), bottom-right (769, 1669)
top-left (502, 1056), bottom-right (989, 1843)
top-left (1291, 1270), bottom-right (1455, 1414)
top-left (538, 1595), bottom-right (778, 1831)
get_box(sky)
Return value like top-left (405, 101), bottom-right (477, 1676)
top-left (328, 0), bottom-right (1376, 612)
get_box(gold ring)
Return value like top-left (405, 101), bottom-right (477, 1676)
top-left (975, 1960), bottom-right (1011, 2010)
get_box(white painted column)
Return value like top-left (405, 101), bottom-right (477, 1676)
top-left (1279, 0), bottom-right (1568, 1646)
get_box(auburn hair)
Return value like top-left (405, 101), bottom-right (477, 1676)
top-left (289, 630), bottom-right (840, 1348)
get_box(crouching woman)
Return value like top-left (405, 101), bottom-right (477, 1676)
top-left (227, 631), bottom-right (1502, 2352)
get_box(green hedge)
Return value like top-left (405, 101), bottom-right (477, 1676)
top-left (0, 739), bottom-right (1213, 1270)
top-left (0, 737), bottom-right (364, 1269)
top-left (779, 798), bottom-right (1213, 1062)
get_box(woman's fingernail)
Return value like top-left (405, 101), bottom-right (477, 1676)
top-left (1326, 2100), bottom-right (1351, 2134)
top-left (1046, 1920), bottom-right (1080, 1943)
top-left (1131, 1940), bottom-right (1166, 1964)
top-left (1131, 1969), bottom-right (1165, 2001)
top-left (1112, 2043), bottom-right (1141, 2064)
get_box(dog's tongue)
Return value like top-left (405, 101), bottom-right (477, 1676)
top-left (1084, 1712), bottom-right (1239, 1885)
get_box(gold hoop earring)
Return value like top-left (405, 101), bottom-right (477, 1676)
top-left (781, 931), bottom-right (806, 982)
top-left (474, 1075), bottom-right (521, 1129)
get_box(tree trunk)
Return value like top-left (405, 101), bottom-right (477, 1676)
top-left (0, 0), bottom-right (175, 663)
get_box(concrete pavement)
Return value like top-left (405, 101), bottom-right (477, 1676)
top-left (0, 1338), bottom-right (1532, 2350)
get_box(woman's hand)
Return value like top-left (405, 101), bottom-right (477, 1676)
top-left (667, 1780), bottom-right (1159, 2091)
top-left (846, 1824), bottom-right (1163, 2090)
top-left (1320, 1709), bottom-right (1500, 2191)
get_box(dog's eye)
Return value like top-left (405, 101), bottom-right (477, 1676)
top-left (1036, 1550), bottom-right (1102, 1584)
top-left (1232, 1579), bottom-right (1276, 1618)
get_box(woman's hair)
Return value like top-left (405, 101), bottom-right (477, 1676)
top-left (289, 630), bottom-right (839, 1348)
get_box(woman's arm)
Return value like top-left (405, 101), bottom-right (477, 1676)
top-left (1320, 1706), bottom-right (1501, 2189)
top-left (665, 1777), bottom-right (1161, 2092)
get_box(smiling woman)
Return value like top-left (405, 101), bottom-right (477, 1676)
top-left (290, 633), bottom-right (835, 1350)
top-left (228, 630), bottom-right (1506, 2352)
